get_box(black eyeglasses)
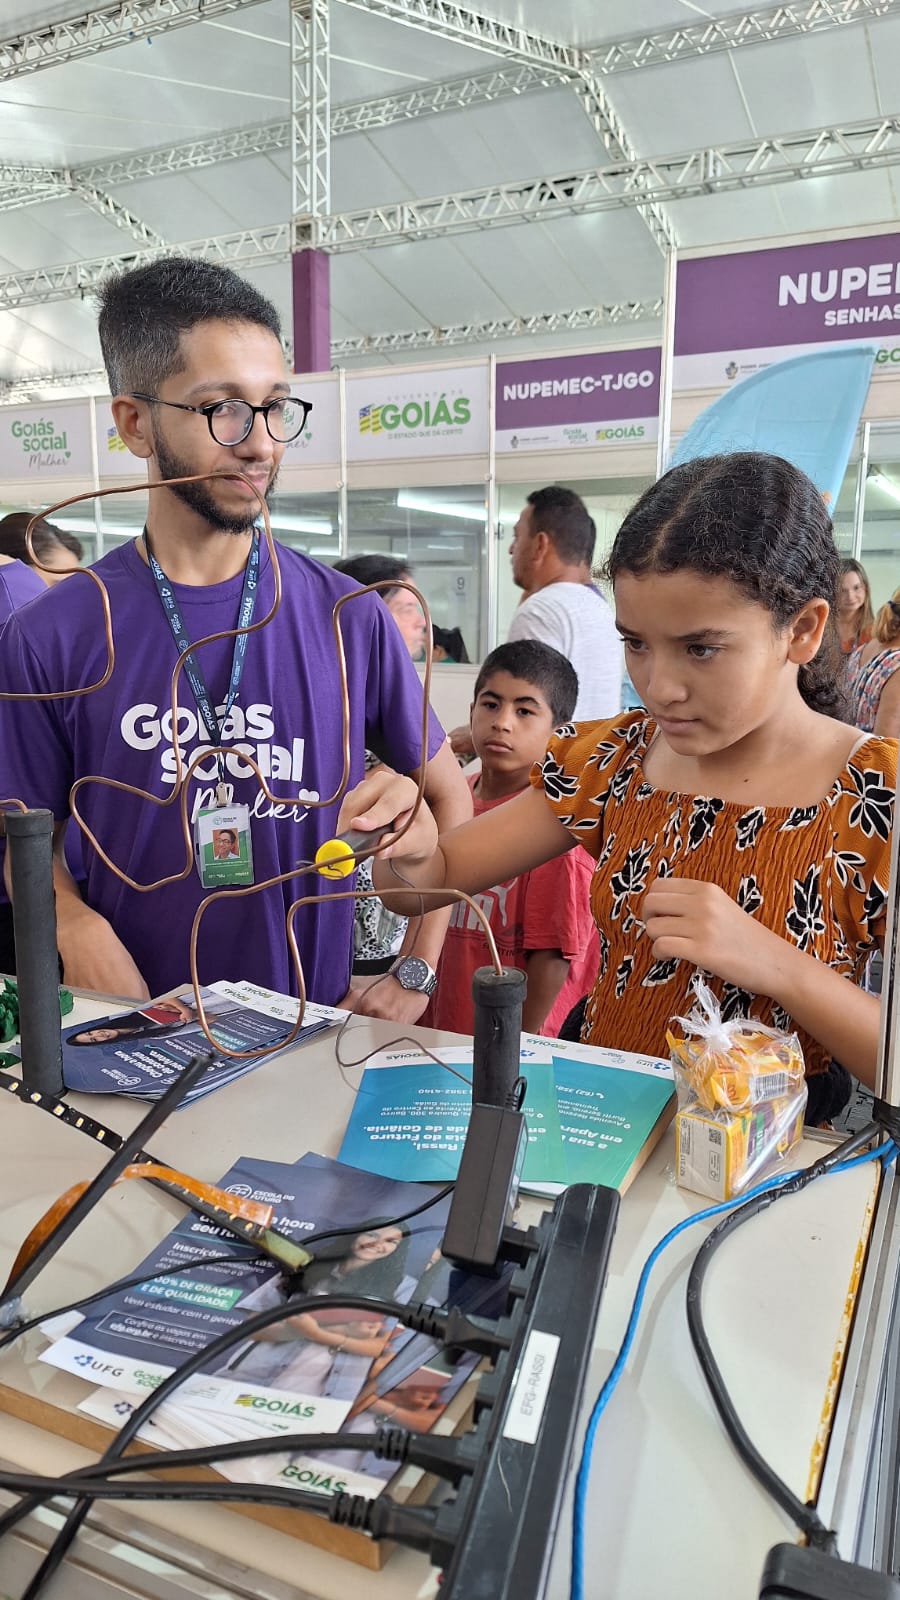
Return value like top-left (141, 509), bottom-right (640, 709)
top-left (130, 393), bottom-right (312, 446)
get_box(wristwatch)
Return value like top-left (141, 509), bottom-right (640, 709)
top-left (390, 955), bottom-right (438, 997)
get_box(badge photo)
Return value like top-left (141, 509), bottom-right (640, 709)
top-left (195, 805), bottom-right (254, 888)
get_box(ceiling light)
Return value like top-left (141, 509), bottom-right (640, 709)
top-left (869, 471), bottom-right (900, 506)
top-left (396, 491), bottom-right (486, 524)
top-left (269, 514), bottom-right (334, 536)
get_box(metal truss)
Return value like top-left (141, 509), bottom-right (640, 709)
top-left (3, 114), bottom-right (900, 309)
top-left (335, 0), bottom-right (577, 68)
top-left (0, 63), bottom-right (565, 214)
top-left (331, 301), bottom-right (664, 356)
top-left (306, 114), bottom-right (900, 249)
top-left (577, 71), bottom-right (677, 253)
top-left (292, 0), bottom-right (330, 235)
top-left (0, 0), bottom-right (271, 79)
top-left (67, 178), bottom-right (167, 249)
top-left (597, 0), bottom-right (900, 72)
top-left (1, 0), bottom-right (895, 87)
top-left (0, 301), bottom-right (664, 397)
top-left (0, 224), bottom-right (291, 312)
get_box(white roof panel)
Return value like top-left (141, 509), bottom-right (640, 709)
top-left (0, 0), bottom-right (898, 385)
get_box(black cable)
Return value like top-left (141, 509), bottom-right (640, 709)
top-left (0, 1052), bottom-right (212, 1314)
top-left (297, 1180), bottom-right (455, 1256)
top-left (0, 1429), bottom-right (396, 1492)
top-left (685, 1122), bottom-right (885, 1552)
top-left (0, 1162), bottom-right (452, 1594)
top-left (3, 1291), bottom-right (453, 1596)
top-left (0, 1252), bottom-right (252, 1353)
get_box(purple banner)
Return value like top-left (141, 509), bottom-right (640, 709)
top-left (675, 233), bottom-right (900, 357)
top-left (496, 348), bottom-right (660, 428)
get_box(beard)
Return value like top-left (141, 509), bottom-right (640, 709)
top-left (153, 432), bottom-right (279, 534)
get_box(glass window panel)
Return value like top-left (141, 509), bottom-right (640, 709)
top-left (860, 425), bottom-right (900, 613)
top-left (347, 484), bottom-right (487, 664)
top-left (265, 489), bottom-right (340, 560)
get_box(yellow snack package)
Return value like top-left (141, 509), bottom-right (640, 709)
top-left (667, 976), bottom-right (807, 1200)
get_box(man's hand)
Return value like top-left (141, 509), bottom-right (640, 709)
top-left (641, 876), bottom-right (789, 999)
top-left (339, 974), bottom-right (430, 1024)
top-left (57, 903), bottom-right (150, 1000)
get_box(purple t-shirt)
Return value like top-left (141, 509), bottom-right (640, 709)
top-left (0, 560), bottom-right (44, 624)
top-left (0, 540), bottom-right (443, 1003)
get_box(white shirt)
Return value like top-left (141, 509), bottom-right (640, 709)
top-left (506, 582), bottom-right (621, 720)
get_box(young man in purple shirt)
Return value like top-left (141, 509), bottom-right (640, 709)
top-left (0, 259), bottom-right (470, 1013)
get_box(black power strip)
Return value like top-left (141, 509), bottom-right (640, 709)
top-left (760, 1544), bottom-right (900, 1599)
top-left (424, 1181), bottom-right (619, 1598)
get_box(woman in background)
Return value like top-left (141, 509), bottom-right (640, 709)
top-left (847, 587), bottom-right (900, 737)
top-left (0, 512), bottom-right (82, 585)
top-left (837, 558), bottom-right (874, 656)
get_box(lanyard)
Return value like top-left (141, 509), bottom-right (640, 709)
top-left (143, 529), bottom-right (260, 796)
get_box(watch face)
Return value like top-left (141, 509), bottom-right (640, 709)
top-left (397, 957), bottom-right (429, 989)
top-left (394, 957), bottom-right (435, 993)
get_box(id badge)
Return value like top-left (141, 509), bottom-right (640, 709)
top-left (194, 805), bottom-right (254, 888)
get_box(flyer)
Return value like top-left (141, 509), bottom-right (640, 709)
top-left (60, 980), bottom-right (345, 1104)
top-left (336, 1047), bottom-right (563, 1187)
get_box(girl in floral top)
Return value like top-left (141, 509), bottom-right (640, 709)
top-left (341, 454), bottom-right (896, 1124)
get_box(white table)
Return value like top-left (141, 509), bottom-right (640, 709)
top-left (0, 995), bottom-right (892, 1600)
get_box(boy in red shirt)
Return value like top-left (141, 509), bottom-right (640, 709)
top-left (424, 640), bottom-right (598, 1037)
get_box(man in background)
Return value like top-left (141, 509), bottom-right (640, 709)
top-left (451, 484), bottom-right (620, 756)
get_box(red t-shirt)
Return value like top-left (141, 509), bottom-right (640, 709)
top-left (423, 779), bottom-right (599, 1038)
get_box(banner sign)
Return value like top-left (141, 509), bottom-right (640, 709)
top-left (674, 232), bottom-right (900, 388)
top-left (0, 399), bottom-right (92, 478)
top-left (98, 376), bottom-right (343, 480)
top-left (282, 372), bottom-right (341, 468)
top-left (346, 364), bottom-right (489, 461)
top-left (97, 403), bottom-right (143, 480)
top-left (495, 348), bottom-right (660, 453)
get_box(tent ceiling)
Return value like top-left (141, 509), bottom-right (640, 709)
top-left (0, 0), bottom-right (898, 392)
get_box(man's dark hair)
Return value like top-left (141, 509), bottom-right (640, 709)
top-left (334, 553), bottom-right (411, 601)
top-left (474, 640), bottom-right (578, 725)
top-left (97, 257), bottom-right (283, 396)
top-left (526, 485), bottom-right (596, 566)
top-left (0, 512), bottom-right (73, 565)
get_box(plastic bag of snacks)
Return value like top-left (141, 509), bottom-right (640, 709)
top-left (667, 976), bottom-right (807, 1201)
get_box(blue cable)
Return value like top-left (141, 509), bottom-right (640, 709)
top-left (569, 1137), bottom-right (899, 1600)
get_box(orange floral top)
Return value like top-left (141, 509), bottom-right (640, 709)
top-left (531, 713), bottom-right (896, 1076)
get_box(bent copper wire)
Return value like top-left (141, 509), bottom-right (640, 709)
top-left (4, 475), bottom-right (449, 1063)
top-left (186, 884), bottom-right (503, 1061)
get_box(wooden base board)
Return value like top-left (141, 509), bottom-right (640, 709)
top-left (0, 1375), bottom-right (467, 1570)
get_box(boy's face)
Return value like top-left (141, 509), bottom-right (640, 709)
top-left (470, 670), bottom-right (557, 780)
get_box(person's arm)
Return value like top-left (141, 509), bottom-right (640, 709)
top-left (641, 877), bottom-right (882, 1090)
top-left (49, 822), bottom-right (150, 999)
top-left (521, 949), bottom-right (571, 1033)
top-left (874, 669), bottom-right (900, 737)
top-left (346, 741), bottom-right (474, 1022)
top-left (338, 772), bottom-right (575, 917)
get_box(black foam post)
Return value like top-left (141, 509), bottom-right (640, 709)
top-left (471, 966), bottom-right (526, 1109)
top-left (5, 808), bottom-right (63, 1096)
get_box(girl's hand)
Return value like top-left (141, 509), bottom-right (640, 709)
top-left (336, 770), bottom-right (438, 863)
top-left (641, 877), bottom-right (789, 998)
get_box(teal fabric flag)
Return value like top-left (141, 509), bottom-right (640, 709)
top-left (670, 345), bottom-right (877, 508)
